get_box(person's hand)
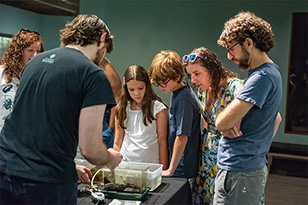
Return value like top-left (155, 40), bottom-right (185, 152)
top-left (105, 148), bottom-right (123, 170)
top-left (221, 120), bottom-right (242, 139)
top-left (162, 169), bottom-right (174, 177)
top-left (76, 164), bottom-right (93, 183)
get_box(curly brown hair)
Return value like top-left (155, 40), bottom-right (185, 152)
top-left (60, 14), bottom-right (114, 53)
top-left (218, 11), bottom-right (275, 53)
top-left (0, 29), bottom-right (44, 83)
top-left (184, 47), bottom-right (238, 97)
top-left (148, 50), bottom-right (184, 84)
top-left (116, 65), bottom-right (165, 129)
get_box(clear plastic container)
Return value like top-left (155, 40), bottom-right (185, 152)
top-left (114, 164), bottom-right (148, 193)
top-left (118, 162), bottom-right (163, 191)
top-left (89, 162), bottom-right (163, 192)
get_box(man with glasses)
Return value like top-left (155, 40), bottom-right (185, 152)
top-left (0, 14), bottom-right (122, 204)
top-left (213, 11), bottom-right (282, 204)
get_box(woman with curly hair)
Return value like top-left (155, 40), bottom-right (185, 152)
top-left (0, 29), bottom-right (44, 130)
top-left (183, 47), bottom-right (242, 205)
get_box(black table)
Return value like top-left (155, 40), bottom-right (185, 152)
top-left (78, 177), bottom-right (192, 205)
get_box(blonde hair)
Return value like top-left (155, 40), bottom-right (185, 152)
top-left (148, 50), bottom-right (184, 84)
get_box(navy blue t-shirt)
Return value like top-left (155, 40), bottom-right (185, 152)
top-left (217, 63), bottom-right (282, 172)
top-left (0, 47), bottom-right (115, 183)
top-left (169, 84), bottom-right (200, 178)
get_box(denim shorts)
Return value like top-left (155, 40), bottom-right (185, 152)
top-left (213, 166), bottom-right (268, 205)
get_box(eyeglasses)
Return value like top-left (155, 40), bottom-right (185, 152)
top-left (153, 79), bottom-right (171, 88)
top-left (182, 54), bottom-right (204, 64)
top-left (19, 28), bottom-right (40, 36)
top-left (226, 42), bottom-right (239, 53)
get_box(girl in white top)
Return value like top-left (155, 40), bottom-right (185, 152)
top-left (0, 29), bottom-right (43, 130)
top-left (114, 65), bottom-right (168, 170)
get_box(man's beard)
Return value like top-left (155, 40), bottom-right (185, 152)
top-left (237, 46), bottom-right (250, 70)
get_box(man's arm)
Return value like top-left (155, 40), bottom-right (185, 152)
top-left (103, 63), bottom-right (122, 104)
top-left (215, 98), bottom-right (254, 132)
top-left (220, 120), bottom-right (242, 139)
top-left (162, 135), bottom-right (187, 176)
top-left (78, 105), bottom-right (122, 169)
top-left (102, 62), bottom-right (122, 132)
top-left (272, 112), bottom-right (282, 138)
top-left (108, 107), bottom-right (116, 132)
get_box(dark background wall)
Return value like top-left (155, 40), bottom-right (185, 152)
top-left (0, 0), bottom-right (307, 145)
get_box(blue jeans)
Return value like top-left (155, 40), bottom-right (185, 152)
top-left (0, 172), bottom-right (77, 204)
top-left (213, 166), bottom-right (268, 205)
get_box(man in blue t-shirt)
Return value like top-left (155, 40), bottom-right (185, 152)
top-left (0, 15), bottom-right (122, 204)
top-left (214, 11), bottom-right (282, 204)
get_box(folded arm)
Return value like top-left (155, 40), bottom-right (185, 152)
top-left (215, 98), bottom-right (254, 132)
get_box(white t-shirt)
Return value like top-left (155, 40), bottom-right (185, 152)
top-left (0, 65), bottom-right (19, 131)
top-left (121, 100), bottom-right (167, 163)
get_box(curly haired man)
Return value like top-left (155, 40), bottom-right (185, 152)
top-left (214, 11), bottom-right (282, 204)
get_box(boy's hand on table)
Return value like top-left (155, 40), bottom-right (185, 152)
top-left (162, 169), bottom-right (174, 177)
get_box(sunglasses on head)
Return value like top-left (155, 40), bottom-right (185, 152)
top-left (182, 54), bottom-right (204, 64)
top-left (19, 28), bottom-right (40, 36)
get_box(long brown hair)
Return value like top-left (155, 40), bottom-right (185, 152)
top-left (116, 65), bottom-right (165, 129)
top-left (0, 29), bottom-right (44, 83)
